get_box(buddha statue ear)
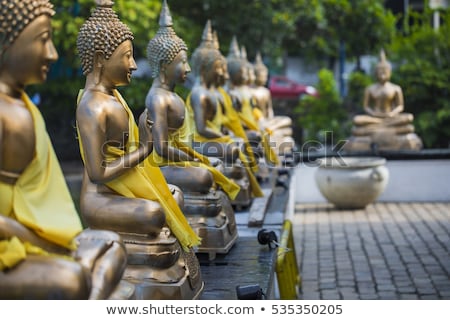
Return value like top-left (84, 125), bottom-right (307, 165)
top-left (93, 50), bottom-right (106, 85)
top-left (159, 61), bottom-right (167, 84)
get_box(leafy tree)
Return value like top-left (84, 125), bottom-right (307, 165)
top-left (389, 9), bottom-right (450, 148)
top-left (295, 69), bottom-right (348, 144)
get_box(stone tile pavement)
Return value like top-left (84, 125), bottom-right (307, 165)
top-left (292, 202), bottom-right (450, 300)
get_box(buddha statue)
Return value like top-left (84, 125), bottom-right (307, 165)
top-left (75, 0), bottom-right (203, 299)
top-left (226, 37), bottom-right (279, 180)
top-left (187, 21), bottom-right (263, 209)
top-left (344, 50), bottom-right (423, 151)
top-left (252, 52), bottom-right (296, 160)
top-left (145, 1), bottom-right (240, 259)
top-left (0, 0), bottom-right (128, 300)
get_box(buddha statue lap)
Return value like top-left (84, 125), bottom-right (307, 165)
top-left (145, 2), bottom-right (240, 260)
top-left (0, 0), bottom-right (129, 300)
top-left (187, 21), bottom-right (264, 210)
top-left (226, 37), bottom-right (280, 181)
top-left (75, 0), bottom-right (203, 299)
top-left (251, 52), bottom-right (296, 162)
top-left (344, 50), bottom-right (423, 151)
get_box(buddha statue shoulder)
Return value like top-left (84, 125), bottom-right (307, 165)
top-left (0, 0), bottom-right (127, 300)
top-left (75, 0), bottom-right (203, 298)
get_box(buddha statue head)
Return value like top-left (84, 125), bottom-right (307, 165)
top-left (77, 0), bottom-right (135, 86)
top-left (146, 0), bottom-right (190, 85)
top-left (227, 36), bottom-right (247, 86)
top-left (240, 46), bottom-right (254, 86)
top-left (375, 49), bottom-right (392, 84)
top-left (190, 20), bottom-right (223, 85)
top-left (0, 0), bottom-right (58, 91)
top-left (253, 52), bottom-right (268, 87)
top-left (212, 30), bottom-right (229, 87)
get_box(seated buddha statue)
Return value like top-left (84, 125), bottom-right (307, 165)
top-left (226, 37), bottom-right (279, 180)
top-left (187, 21), bottom-right (263, 209)
top-left (0, 0), bottom-right (127, 300)
top-left (145, 1), bottom-right (240, 259)
top-left (75, 0), bottom-right (203, 299)
top-left (345, 50), bottom-right (423, 151)
top-left (251, 52), bottom-right (296, 160)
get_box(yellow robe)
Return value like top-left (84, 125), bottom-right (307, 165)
top-left (77, 90), bottom-right (200, 250)
top-left (0, 93), bottom-right (82, 270)
top-left (186, 91), bottom-right (264, 198)
top-left (149, 98), bottom-right (241, 201)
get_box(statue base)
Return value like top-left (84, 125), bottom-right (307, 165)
top-left (183, 190), bottom-right (238, 260)
top-left (344, 132), bottom-right (423, 152)
top-left (222, 165), bottom-right (253, 210)
top-left (120, 231), bottom-right (204, 299)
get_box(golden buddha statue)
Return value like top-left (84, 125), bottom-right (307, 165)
top-left (344, 50), bottom-right (423, 151)
top-left (187, 21), bottom-right (263, 209)
top-left (226, 37), bottom-right (279, 180)
top-left (0, 0), bottom-right (128, 300)
top-left (252, 52), bottom-right (296, 159)
top-left (145, 1), bottom-right (240, 259)
top-left (75, 0), bottom-right (203, 299)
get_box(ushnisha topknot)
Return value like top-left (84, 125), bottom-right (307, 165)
top-left (377, 48), bottom-right (391, 70)
top-left (77, 0), bottom-right (134, 76)
top-left (227, 36), bottom-right (245, 82)
top-left (253, 51), bottom-right (268, 74)
top-left (146, 0), bottom-right (188, 79)
top-left (0, 0), bottom-right (55, 56)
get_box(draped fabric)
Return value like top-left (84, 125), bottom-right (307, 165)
top-left (0, 93), bottom-right (82, 270)
top-left (76, 90), bottom-right (200, 250)
top-left (235, 95), bottom-right (280, 166)
top-left (150, 97), bottom-right (241, 201)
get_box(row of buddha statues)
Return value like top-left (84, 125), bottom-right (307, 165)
top-left (0, 0), bottom-right (296, 299)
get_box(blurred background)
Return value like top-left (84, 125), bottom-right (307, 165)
top-left (30, 0), bottom-right (449, 162)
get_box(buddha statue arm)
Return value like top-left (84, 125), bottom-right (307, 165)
top-left (77, 102), bottom-right (152, 184)
top-left (0, 215), bottom-right (69, 255)
top-left (266, 92), bottom-right (275, 119)
top-left (363, 87), bottom-right (386, 118)
top-left (191, 91), bottom-right (223, 139)
top-left (146, 94), bottom-right (194, 162)
top-left (388, 86), bottom-right (405, 117)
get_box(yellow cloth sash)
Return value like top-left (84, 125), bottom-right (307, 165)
top-left (150, 98), bottom-right (240, 200)
top-left (184, 94), bottom-right (263, 197)
top-left (76, 90), bottom-right (200, 250)
top-left (0, 92), bottom-right (82, 270)
top-left (238, 97), bottom-right (280, 166)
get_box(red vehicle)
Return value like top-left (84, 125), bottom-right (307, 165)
top-left (269, 75), bottom-right (318, 99)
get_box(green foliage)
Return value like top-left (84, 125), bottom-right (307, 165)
top-left (295, 69), bottom-right (348, 144)
top-left (343, 71), bottom-right (373, 116)
top-left (388, 9), bottom-right (450, 148)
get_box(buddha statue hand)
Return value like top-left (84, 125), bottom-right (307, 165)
top-left (138, 109), bottom-right (153, 150)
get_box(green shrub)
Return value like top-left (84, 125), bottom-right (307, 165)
top-left (295, 68), bottom-right (349, 145)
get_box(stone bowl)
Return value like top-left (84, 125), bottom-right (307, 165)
top-left (314, 157), bottom-right (389, 209)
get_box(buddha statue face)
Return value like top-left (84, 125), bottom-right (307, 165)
top-left (100, 40), bottom-right (137, 87)
top-left (0, 14), bottom-right (58, 89)
top-left (217, 57), bottom-right (229, 87)
top-left (375, 64), bottom-right (391, 84)
top-left (254, 68), bottom-right (268, 86)
top-left (161, 49), bottom-right (191, 85)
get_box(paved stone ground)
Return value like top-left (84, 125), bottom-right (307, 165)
top-left (292, 202), bottom-right (450, 300)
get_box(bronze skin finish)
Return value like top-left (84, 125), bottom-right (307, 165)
top-left (0, 0), bottom-right (126, 300)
